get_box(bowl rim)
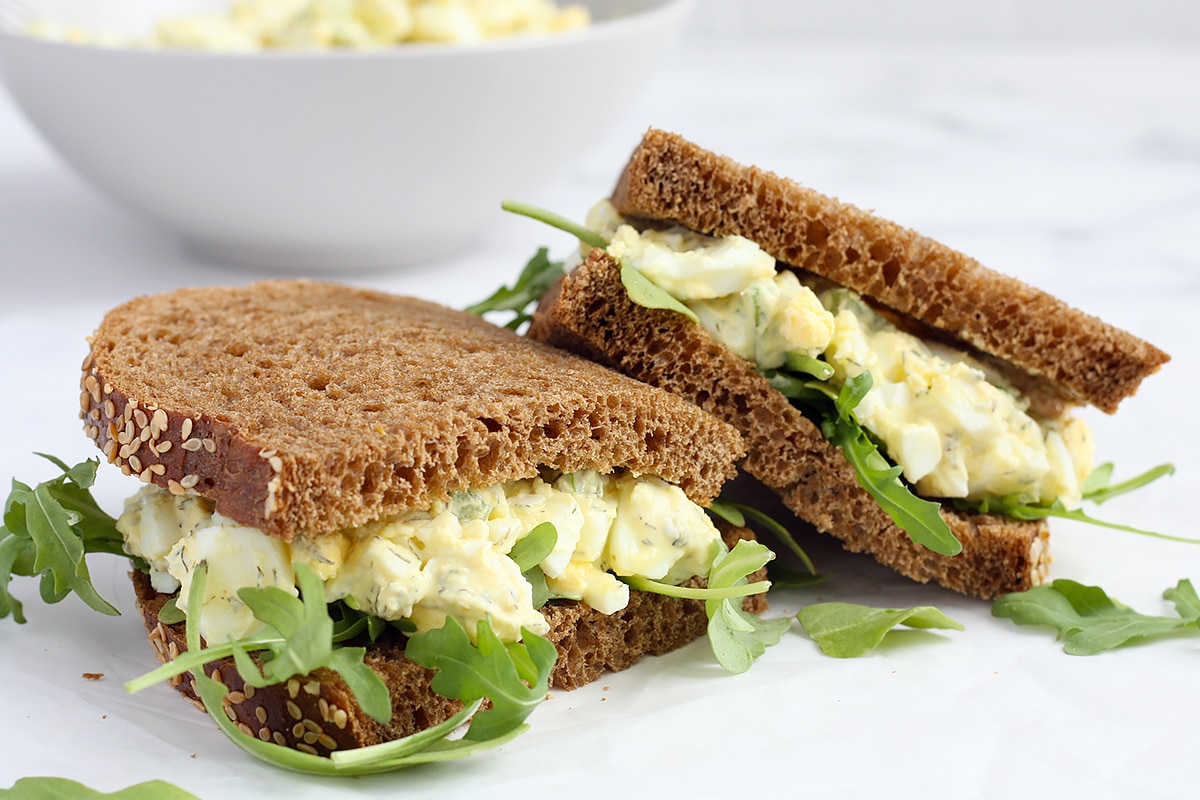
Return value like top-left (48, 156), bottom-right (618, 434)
top-left (0, 0), bottom-right (694, 60)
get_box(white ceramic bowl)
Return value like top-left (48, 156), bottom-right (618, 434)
top-left (0, 0), bottom-right (691, 270)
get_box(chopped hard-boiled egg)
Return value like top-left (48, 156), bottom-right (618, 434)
top-left (26, 0), bottom-right (589, 51)
top-left (118, 468), bottom-right (721, 644)
top-left (588, 200), bottom-right (1094, 509)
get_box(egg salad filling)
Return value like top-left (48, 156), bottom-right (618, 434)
top-left (118, 468), bottom-right (721, 645)
top-left (588, 199), bottom-right (1094, 509)
top-left (27, 0), bottom-right (590, 51)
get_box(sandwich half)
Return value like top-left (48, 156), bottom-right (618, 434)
top-left (77, 279), bottom-right (764, 757)
top-left (527, 128), bottom-right (1169, 599)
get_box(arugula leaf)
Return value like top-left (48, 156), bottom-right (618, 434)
top-left (957, 462), bottom-right (1191, 544)
top-left (706, 540), bottom-right (791, 672)
top-left (135, 565), bottom-right (533, 774)
top-left (626, 538), bottom-right (783, 673)
top-left (464, 247), bottom-right (565, 330)
top-left (500, 200), bottom-right (608, 249)
top-left (1, 456), bottom-right (126, 623)
top-left (0, 777), bottom-right (199, 799)
top-left (784, 351), bottom-right (836, 381)
top-left (770, 371), bottom-right (960, 556)
top-left (508, 521), bottom-right (557, 572)
top-left (714, 500), bottom-right (818, 577)
top-left (796, 602), bottom-right (963, 657)
top-left (403, 616), bottom-right (556, 742)
top-left (619, 261), bottom-right (701, 323)
top-left (992, 578), bottom-right (1200, 655)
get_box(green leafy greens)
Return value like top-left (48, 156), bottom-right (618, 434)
top-left (1, 455), bottom-right (127, 624)
top-left (957, 462), bottom-right (1188, 543)
top-left (464, 246), bottom-right (565, 330)
top-left (796, 602), bottom-right (964, 657)
top-left (768, 370), bottom-right (961, 556)
top-left (0, 777), bottom-right (199, 799)
top-left (992, 578), bottom-right (1200, 655)
top-left (130, 563), bottom-right (551, 774)
top-left (624, 538), bottom-right (787, 673)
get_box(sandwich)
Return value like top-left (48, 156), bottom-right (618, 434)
top-left (2, 279), bottom-right (775, 770)
top-left (509, 128), bottom-right (1171, 599)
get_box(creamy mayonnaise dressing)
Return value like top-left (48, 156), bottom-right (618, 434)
top-left (587, 199), bottom-right (1094, 509)
top-left (27, 0), bottom-right (590, 51)
top-left (118, 469), bottom-right (720, 644)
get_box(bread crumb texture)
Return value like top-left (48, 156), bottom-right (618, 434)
top-left (611, 128), bottom-right (1169, 414)
top-left (531, 250), bottom-right (1049, 598)
top-left (83, 280), bottom-right (744, 538)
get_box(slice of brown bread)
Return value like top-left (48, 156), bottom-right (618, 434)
top-left (81, 280), bottom-right (745, 539)
top-left (610, 128), bottom-right (1169, 414)
top-left (530, 250), bottom-right (1050, 599)
top-left (130, 527), bottom-right (768, 755)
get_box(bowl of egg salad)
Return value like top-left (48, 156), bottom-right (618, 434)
top-left (0, 0), bottom-right (691, 270)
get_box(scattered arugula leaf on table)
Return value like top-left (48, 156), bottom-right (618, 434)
top-left (992, 578), bottom-right (1200, 655)
top-left (465, 246), bottom-right (565, 330)
top-left (796, 602), bottom-right (964, 658)
top-left (0, 777), bottom-right (198, 799)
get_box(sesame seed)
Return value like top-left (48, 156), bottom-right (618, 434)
top-left (302, 719), bottom-right (321, 734)
top-left (134, 409), bottom-right (148, 429)
top-left (84, 425), bottom-right (99, 440)
top-left (181, 418), bottom-right (193, 439)
top-left (296, 743), bottom-right (318, 756)
top-left (269, 456), bottom-right (283, 473)
top-left (88, 409), bottom-right (101, 421)
top-left (223, 704), bottom-right (237, 722)
top-left (258, 727), bottom-right (272, 742)
top-left (286, 700), bottom-right (302, 721)
top-left (104, 400), bottom-right (116, 419)
top-left (152, 409), bottom-right (168, 432)
top-left (81, 352), bottom-right (93, 371)
top-left (202, 439), bottom-right (217, 453)
top-left (180, 474), bottom-right (199, 489)
top-left (103, 383), bottom-right (112, 394)
top-left (244, 684), bottom-right (256, 699)
top-left (302, 731), bottom-right (320, 745)
top-left (167, 480), bottom-right (185, 495)
top-left (254, 705), bottom-right (268, 724)
top-left (181, 438), bottom-right (202, 452)
top-left (317, 733), bottom-right (338, 751)
top-left (227, 691), bottom-right (245, 705)
top-left (287, 679), bottom-right (300, 699)
top-left (84, 375), bottom-right (101, 403)
top-left (332, 708), bottom-right (348, 729)
top-left (128, 455), bottom-right (143, 474)
top-left (273, 732), bottom-right (287, 747)
top-left (237, 722), bottom-right (254, 737)
top-left (318, 698), bottom-right (330, 720)
top-left (304, 680), bottom-right (320, 696)
top-left (140, 426), bottom-right (153, 443)
top-left (103, 440), bottom-right (118, 462)
top-left (79, 391), bottom-right (91, 414)
top-left (139, 469), bottom-right (153, 483)
top-left (150, 464), bottom-right (166, 476)
top-left (292, 723), bottom-right (306, 738)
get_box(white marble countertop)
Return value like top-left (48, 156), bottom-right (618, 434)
top-left (2, 35), bottom-right (1199, 800)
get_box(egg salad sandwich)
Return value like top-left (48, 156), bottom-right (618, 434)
top-left (498, 128), bottom-right (1171, 600)
top-left (1, 279), bottom-right (777, 773)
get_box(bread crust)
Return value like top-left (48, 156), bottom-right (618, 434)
top-left (130, 528), bottom-right (768, 754)
top-left (81, 281), bottom-right (746, 539)
top-left (610, 128), bottom-right (1169, 414)
top-left (530, 250), bottom-right (1050, 599)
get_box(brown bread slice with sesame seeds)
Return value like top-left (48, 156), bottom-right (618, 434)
top-left (610, 128), bottom-right (1168, 414)
top-left (130, 525), bottom-right (767, 755)
top-left (82, 280), bottom-right (745, 539)
top-left (529, 250), bottom-right (1050, 599)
